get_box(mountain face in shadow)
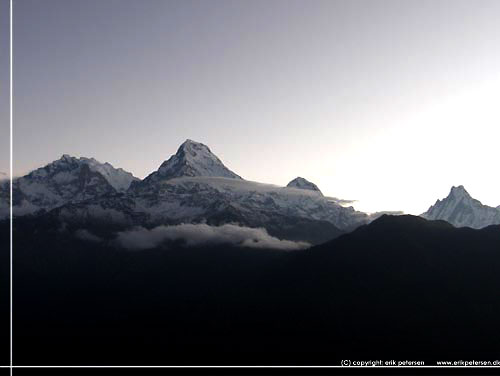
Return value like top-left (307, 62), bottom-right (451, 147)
top-left (8, 214), bottom-right (500, 366)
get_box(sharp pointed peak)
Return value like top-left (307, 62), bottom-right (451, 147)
top-left (289, 177), bottom-right (310, 183)
top-left (181, 139), bottom-right (200, 146)
top-left (287, 177), bottom-right (322, 194)
top-left (147, 140), bottom-right (242, 181)
top-left (179, 138), bottom-right (205, 147)
top-left (176, 139), bottom-right (212, 155)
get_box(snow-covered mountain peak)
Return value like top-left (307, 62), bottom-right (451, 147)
top-left (421, 185), bottom-right (500, 229)
top-left (53, 154), bottom-right (80, 166)
top-left (449, 185), bottom-right (471, 200)
top-left (36, 155), bottom-right (138, 192)
top-left (287, 177), bottom-right (322, 195)
top-left (178, 139), bottom-right (207, 153)
top-left (143, 140), bottom-right (242, 184)
top-left (35, 154), bottom-right (80, 175)
top-left (0, 155), bottom-right (140, 218)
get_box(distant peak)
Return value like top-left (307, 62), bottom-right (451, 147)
top-left (181, 139), bottom-right (200, 147)
top-left (451, 185), bottom-right (466, 191)
top-left (149, 140), bottom-right (242, 181)
top-left (60, 154), bottom-right (75, 161)
top-left (421, 184), bottom-right (500, 229)
top-left (177, 139), bottom-right (212, 155)
top-left (449, 185), bottom-right (471, 199)
top-left (52, 154), bottom-right (79, 167)
top-left (36, 154), bottom-right (138, 191)
top-left (287, 177), bottom-right (322, 195)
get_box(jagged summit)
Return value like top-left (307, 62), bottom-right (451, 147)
top-left (0, 154), bottom-right (139, 217)
top-left (449, 185), bottom-right (470, 199)
top-left (421, 185), bottom-right (500, 229)
top-left (37, 155), bottom-right (139, 192)
top-left (287, 177), bottom-right (322, 195)
top-left (142, 140), bottom-right (242, 183)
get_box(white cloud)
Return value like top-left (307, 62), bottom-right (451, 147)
top-left (115, 223), bottom-right (310, 251)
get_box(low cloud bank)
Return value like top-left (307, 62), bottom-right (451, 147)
top-left (115, 223), bottom-right (310, 251)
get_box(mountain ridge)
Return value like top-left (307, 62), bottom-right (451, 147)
top-left (5, 140), bottom-right (499, 238)
top-left (2, 140), bottom-right (369, 244)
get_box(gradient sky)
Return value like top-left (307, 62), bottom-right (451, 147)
top-left (0, 0), bottom-right (8, 178)
top-left (4, 0), bottom-right (500, 214)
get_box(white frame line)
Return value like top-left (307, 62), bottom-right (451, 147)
top-left (9, 0), bottom-right (13, 375)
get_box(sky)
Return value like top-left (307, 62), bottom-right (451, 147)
top-left (0, 0), bottom-right (8, 180)
top-left (3, 0), bottom-right (500, 214)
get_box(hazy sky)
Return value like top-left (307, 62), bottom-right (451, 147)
top-left (5, 0), bottom-right (500, 214)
